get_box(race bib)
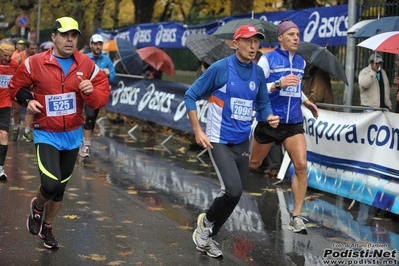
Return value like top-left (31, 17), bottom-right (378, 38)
top-left (279, 83), bottom-right (301, 97)
top-left (230, 97), bottom-right (253, 121)
top-left (45, 92), bottom-right (77, 117)
top-left (0, 74), bottom-right (12, 88)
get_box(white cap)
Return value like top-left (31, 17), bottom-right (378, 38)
top-left (369, 52), bottom-right (383, 63)
top-left (90, 34), bottom-right (104, 43)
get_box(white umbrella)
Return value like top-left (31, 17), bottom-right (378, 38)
top-left (347, 19), bottom-right (375, 34)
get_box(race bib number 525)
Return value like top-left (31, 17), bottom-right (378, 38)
top-left (45, 92), bottom-right (77, 117)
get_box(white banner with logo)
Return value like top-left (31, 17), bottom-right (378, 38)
top-left (298, 107), bottom-right (399, 215)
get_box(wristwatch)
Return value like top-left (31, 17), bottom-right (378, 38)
top-left (275, 80), bottom-right (281, 89)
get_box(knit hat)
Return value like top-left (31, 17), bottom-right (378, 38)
top-left (276, 21), bottom-right (299, 36)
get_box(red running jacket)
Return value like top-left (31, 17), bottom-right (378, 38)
top-left (9, 49), bottom-right (110, 132)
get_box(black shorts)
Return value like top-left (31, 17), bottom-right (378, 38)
top-left (0, 107), bottom-right (11, 132)
top-left (253, 122), bottom-right (304, 145)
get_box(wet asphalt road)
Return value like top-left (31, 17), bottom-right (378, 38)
top-left (1, 118), bottom-right (399, 266)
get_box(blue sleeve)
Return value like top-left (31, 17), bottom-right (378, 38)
top-left (105, 57), bottom-right (116, 82)
top-left (184, 59), bottom-right (228, 112)
top-left (255, 65), bottom-right (273, 121)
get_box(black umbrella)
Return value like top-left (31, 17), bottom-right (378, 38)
top-left (296, 42), bottom-right (348, 85)
top-left (186, 33), bottom-right (235, 65)
top-left (212, 18), bottom-right (278, 43)
top-left (115, 38), bottom-right (143, 75)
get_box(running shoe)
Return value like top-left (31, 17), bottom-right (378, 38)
top-left (192, 213), bottom-right (212, 249)
top-left (79, 143), bottom-right (90, 158)
top-left (38, 223), bottom-right (59, 249)
top-left (196, 237), bottom-right (223, 258)
top-left (0, 169), bottom-right (7, 181)
top-left (26, 197), bottom-right (43, 235)
top-left (288, 216), bottom-right (308, 234)
top-left (13, 127), bottom-right (20, 141)
top-left (22, 131), bottom-right (33, 142)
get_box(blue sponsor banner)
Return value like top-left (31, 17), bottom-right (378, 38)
top-left (99, 5), bottom-right (355, 48)
top-left (104, 75), bottom-right (208, 133)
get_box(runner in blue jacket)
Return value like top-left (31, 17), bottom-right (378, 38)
top-left (80, 34), bottom-right (115, 158)
top-left (185, 25), bottom-right (279, 258)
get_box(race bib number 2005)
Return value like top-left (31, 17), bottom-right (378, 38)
top-left (45, 92), bottom-right (77, 117)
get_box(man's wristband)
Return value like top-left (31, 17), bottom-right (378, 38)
top-left (15, 88), bottom-right (34, 107)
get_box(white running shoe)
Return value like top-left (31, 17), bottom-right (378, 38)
top-left (192, 213), bottom-right (212, 249)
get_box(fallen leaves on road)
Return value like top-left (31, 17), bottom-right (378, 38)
top-left (95, 216), bottom-right (110, 221)
top-left (141, 190), bottom-right (157, 194)
top-left (249, 192), bottom-right (263, 196)
top-left (305, 196), bottom-right (317, 202)
top-left (261, 187), bottom-right (276, 193)
top-left (118, 251), bottom-right (134, 256)
top-left (127, 189), bottom-right (138, 195)
top-left (76, 201), bottom-right (89, 204)
top-left (23, 175), bottom-right (36, 180)
top-left (177, 147), bottom-right (186, 153)
top-left (8, 186), bottom-right (24, 191)
top-left (178, 224), bottom-right (193, 230)
top-left (148, 207), bottom-right (165, 211)
top-left (78, 253), bottom-right (107, 261)
top-left (63, 214), bottom-right (79, 219)
top-left (121, 220), bottom-right (135, 224)
top-left (305, 223), bottom-right (319, 228)
top-left (187, 170), bottom-right (206, 175)
top-left (108, 260), bottom-right (126, 265)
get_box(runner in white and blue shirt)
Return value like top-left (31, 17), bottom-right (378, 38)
top-left (184, 25), bottom-right (279, 258)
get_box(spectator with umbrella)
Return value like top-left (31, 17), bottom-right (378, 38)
top-left (302, 65), bottom-right (334, 110)
top-left (114, 38), bottom-right (142, 76)
top-left (186, 33), bottom-right (235, 79)
top-left (136, 46), bottom-right (175, 78)
top-left (358, 52), bottom-right (391, 112)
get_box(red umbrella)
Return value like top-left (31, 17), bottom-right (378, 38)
top-left (357, 31), bottom-right (399, 54)
top-left (136, 47), bottom-right (175, 76)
